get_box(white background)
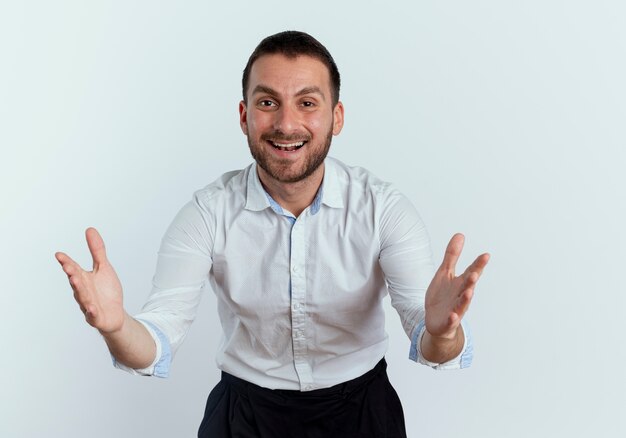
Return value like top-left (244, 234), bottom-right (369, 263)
top-left (2, 1), bottom-right (625, 437)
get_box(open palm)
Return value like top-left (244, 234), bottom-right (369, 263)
top-left (56, 228), bottom-right (125, 334)
top-left (425, 233), bottom-right (490, 339)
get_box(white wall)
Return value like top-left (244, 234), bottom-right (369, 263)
top-left (2, 1), bottom-right (625, 436)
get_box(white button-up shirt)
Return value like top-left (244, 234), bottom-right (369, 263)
top-left (115, 157), bottom-right (472, 390)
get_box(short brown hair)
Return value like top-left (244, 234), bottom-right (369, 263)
top-left (242, 31), bottom-right (341, 105)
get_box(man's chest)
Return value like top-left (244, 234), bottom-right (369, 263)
top-left (208, 208), bottom-right (385, 320)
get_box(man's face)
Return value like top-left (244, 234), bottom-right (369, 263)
top-left (239, 54), bottom-right (344, 184)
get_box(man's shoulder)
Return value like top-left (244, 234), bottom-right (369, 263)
top-left (191, 164), bottom-right (252, 207)
top-left (327, 157), bottom-right (393, 194)
top-left (326, 157), bottom-right (412, 218)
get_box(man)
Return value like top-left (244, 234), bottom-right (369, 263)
top-left (56, 31), bottom-right (489, 437)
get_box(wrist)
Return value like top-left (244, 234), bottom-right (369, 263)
top-left (421, 326), bottom-right (465, 363)
top-left (426, 325), bottom-right (463, 344)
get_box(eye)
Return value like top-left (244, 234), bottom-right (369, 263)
top-left (301, 100), bottom-right (316, 108)
top-left (258, 99), bottom-right (277, 108)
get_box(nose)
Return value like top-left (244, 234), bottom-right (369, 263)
top-left (273, 104), bottom-right (299, 134)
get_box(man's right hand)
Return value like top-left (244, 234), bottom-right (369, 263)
top-left (56, 227), bottom-right (157, 370)
top-left (56, 227), bottom-right (126, 334)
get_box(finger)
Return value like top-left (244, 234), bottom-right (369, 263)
top-left (440, 233), bottom-right (465, 274)
top-left (78, 301), bottom-right (97, 327)
top-left (454, 288), bottom-right (474, 316)
top-left (459, 271), bottom-right (479, 295)
top-left (84, 303), bottom-right (97, 321)
top-left (69, 272), bottom-right (87, 295)
top-left (72, 279), bottom-right (96, 319)
top-left (447, 312), bottom-right (460, 328)
top-left (459, 254), bottom-right (490, 293)
top-left (84, 303), bottom-right (107, 329)
top-left (463, 253), bottom-right (490, 278)
top-left (437, 312), bottom-right (463, 337)
top-left (85, 227), bottom-right (108, 269)
top-left (55, 252), bottom-right (83, 277)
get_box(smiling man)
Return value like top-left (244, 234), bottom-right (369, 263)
top-left (56, 31), bottom-right (489, 438)
top-left (241, 46), bottom-right (344, 216)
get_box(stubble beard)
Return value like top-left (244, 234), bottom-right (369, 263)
top-left (247, 127), bottom-right (333, 184)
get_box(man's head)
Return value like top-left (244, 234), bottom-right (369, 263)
top-left (242, 31), bottom-right (341, 106)
top-left (239, 32), bottom-right (344, 185)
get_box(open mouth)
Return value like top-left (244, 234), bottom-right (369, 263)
top-left (269, 140), bottom-right (307, 152)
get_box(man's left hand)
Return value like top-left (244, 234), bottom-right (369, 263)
top-left (422, 233), bottom-right (490, 362)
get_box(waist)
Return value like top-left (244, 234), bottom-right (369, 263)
top-left (216, 338), bottom-right (389, 391)
top-left (221, 357), bottom-right (388, 398)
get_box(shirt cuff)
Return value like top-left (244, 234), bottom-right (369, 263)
top-left (111, 319), bottom-right (172, 378)
top-left (409, 320), bottom-right (473, 370)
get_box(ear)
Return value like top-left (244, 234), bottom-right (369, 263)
top-left (332, 101), bottom-right (344, 136)
top-left (239, 101), bottom-right (248, 135)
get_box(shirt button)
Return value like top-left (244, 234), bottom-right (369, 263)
top-left (305, 385), bottom-right (313, 391)
top-left (292, 302), bottom-right (300, 310)
top-left (292, 265), bottom-right (298, 273)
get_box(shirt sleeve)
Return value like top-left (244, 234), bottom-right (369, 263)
top-left (409, 320), bottom-right (473, 369)
top-left (112, 319), bottom-right (172, 377)
top-left (113, 192), bottom-right (214, 377)
top-left (377, 186), bottom-right (472, 370)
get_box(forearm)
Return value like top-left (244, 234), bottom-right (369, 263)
top-left (420, 325), bottom-right (465, 364)
top-left (101, 312), bottom-right (157, 369)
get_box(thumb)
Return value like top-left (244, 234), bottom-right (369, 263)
top-left (86, 227), bottom-right (108, 269)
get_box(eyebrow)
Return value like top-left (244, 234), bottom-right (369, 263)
top-left (251, 85), bottom-right (326, 101)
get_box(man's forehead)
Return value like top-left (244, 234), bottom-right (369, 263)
top-left (247, 54), bottom-right (332, 96)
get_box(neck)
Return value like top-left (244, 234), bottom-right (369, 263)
top-left (257, 164), bottom-right (325, 217)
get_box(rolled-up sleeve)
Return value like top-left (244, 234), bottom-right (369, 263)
top-left (409, 320), bottom-right (473, 370)
top-left (112, 319), bottom-right (172, 377)
top-left (114, 192), bottom-right (214, 377)
top-left (377, 187), bottom-right (473, 370)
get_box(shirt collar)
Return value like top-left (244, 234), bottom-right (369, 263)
top-left (319, 158), bottom-right (344, 209)
top-left (244, 158), bottom-right (345, 213)
top-left (245, 164), bottom-right (271, 212)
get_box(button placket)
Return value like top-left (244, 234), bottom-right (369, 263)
top-left (289, 214), bottom-right (313, 390)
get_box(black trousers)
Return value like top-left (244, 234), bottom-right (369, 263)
top-left (198, 358), bottom-right (407, 438)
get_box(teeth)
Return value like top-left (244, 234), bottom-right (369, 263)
top-left (271, 141), bottom-right (305, 149)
